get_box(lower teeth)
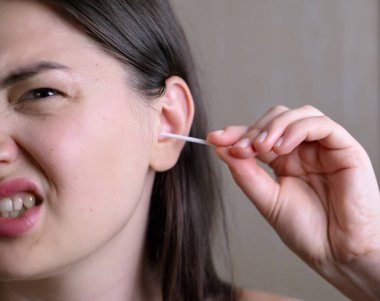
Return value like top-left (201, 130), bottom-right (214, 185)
top-left (1, 208), bottom-right (26, 218)
top-left (0, 193), bottom-right (37, 218)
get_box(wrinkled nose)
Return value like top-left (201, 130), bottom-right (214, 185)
top-left (0, 135), bottom-right (18, 164)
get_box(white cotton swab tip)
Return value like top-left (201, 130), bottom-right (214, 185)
top-left (160, 132), bottom-right (212, 146)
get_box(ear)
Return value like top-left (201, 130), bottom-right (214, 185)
top-left (150, 76), bottom-right (195, 172)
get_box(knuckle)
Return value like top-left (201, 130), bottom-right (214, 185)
top-left (268, 105), bottom-right (289, 115)
top-left (315, 115), bottom-right (334, 127)
top-left (224, 125), bottom-right (245, 131)
top-left (300, 104), bottom-right (323, 115)
top-left (267, 117), bottom-right (283, 131)
top-left (302, 104), bottom-right (314, 110)
top-left (289, 115), bottom-right (317, 130)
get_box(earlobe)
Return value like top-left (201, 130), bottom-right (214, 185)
top-left (150, 76), bottom-right (195, 172)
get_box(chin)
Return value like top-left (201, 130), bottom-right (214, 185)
top-left (0, 265), bottom-right (39, 282)
top-left (0, 258), bottom-right (58, 282)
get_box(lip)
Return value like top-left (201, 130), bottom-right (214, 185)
top-left (0, 178), bottom-right (42, 200)
top-left (0, 178), bottom-right (43, 237)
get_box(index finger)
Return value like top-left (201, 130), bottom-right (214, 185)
top-left (207, 126), bottom-right (249, 146)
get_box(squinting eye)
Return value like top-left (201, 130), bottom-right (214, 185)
top-left (19, 88), bottom-right (63, 102)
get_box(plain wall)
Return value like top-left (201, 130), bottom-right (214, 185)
top-left (172, 1), bottom-right (379, 300)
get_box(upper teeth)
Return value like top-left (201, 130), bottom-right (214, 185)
top-left (0, 193), bottom-right (36, 216)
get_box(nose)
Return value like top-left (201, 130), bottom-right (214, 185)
top-left (0, 135), bottom-right (18, 164)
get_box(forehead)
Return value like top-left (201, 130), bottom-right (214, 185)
top-left (0, 1), bottom-right (98, 71)
top-left (0, 1), bottom-right (76, 55)
top-left (0, 0), bottom-right (128, 86)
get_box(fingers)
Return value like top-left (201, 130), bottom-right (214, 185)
top-left (214, 146), bottom-right (280, 219)
top-left (209, 105), bottom-right (358, 163)
top-left (207, 105), bottom-right (290, 146)
top-left (207, 126), bottom-right (258, 158)
top-left (210, 104), bottom-right (366, 228)
top-left (251, 105), bottom-right (324, 154)
top-left (249, 104), bottom-right (290, 133)
top-left (274, 115), bottom-right (356, 155)
top-left (208, 105), bottom-right (290, 160)
top-left (207, 126), bottom-right (249, 146)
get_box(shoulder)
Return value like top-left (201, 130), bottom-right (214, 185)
top-left (237, 288), bottom-right (303, 301)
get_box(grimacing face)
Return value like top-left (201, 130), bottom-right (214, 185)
top-left (0, 0), bottom-right (158, 279)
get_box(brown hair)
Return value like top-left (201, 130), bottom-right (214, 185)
top-left (45, 0), bottom-right (235, 300)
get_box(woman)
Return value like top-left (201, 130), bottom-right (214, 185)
top-left (0, 1), bottom-right (378, 300)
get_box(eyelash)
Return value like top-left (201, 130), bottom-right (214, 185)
top-left (19, 88), bottom-right (64, 102)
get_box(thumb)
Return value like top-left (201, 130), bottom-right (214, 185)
top-left (215, 146), bottom-right (280, 220)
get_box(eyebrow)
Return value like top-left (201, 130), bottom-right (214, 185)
top-left (0, 61), bottom-right (70, 89)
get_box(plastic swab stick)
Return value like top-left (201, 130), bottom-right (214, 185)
top-left (160, 132), bottom-right (211, 146)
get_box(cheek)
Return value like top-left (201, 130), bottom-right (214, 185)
top-left (0, 94), bottom-right (156, 278)
top-left (22, 101), bottom-right (152, 231)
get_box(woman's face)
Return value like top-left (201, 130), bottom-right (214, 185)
top-left (0, 0), bottom-right (157, 279)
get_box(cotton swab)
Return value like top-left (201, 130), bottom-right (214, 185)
top-left (160, 132), bottom-right (211, 146)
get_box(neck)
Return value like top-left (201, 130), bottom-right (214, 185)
top-left (0, 254), bottom-right (157, 301)
top-left (0, 254), bottom-right (154, 301)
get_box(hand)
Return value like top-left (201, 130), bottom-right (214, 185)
top-left (208, 105), bottom-right (380, 300)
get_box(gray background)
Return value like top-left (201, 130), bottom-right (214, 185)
top-left (172, 1), bottom-right (379, 300)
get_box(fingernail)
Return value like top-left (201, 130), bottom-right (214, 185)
top-left (256, 131), bottom-right (268, 143)
top-left (234, 138), bottom-right (251, 148)
top-left (275, 137), bottom-right (284, 147)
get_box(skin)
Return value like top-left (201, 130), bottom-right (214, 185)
top-left (208, 105), bottom-right (380, 300)
top-left (0, 1), bottom-right (194, 300)
top-left (0, 1), bottom-right (379, 301)
top-left (237, 289), bottom-right (302, 301)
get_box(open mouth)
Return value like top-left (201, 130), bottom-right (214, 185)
top-left (0, 193), bottom-right (42, 218)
